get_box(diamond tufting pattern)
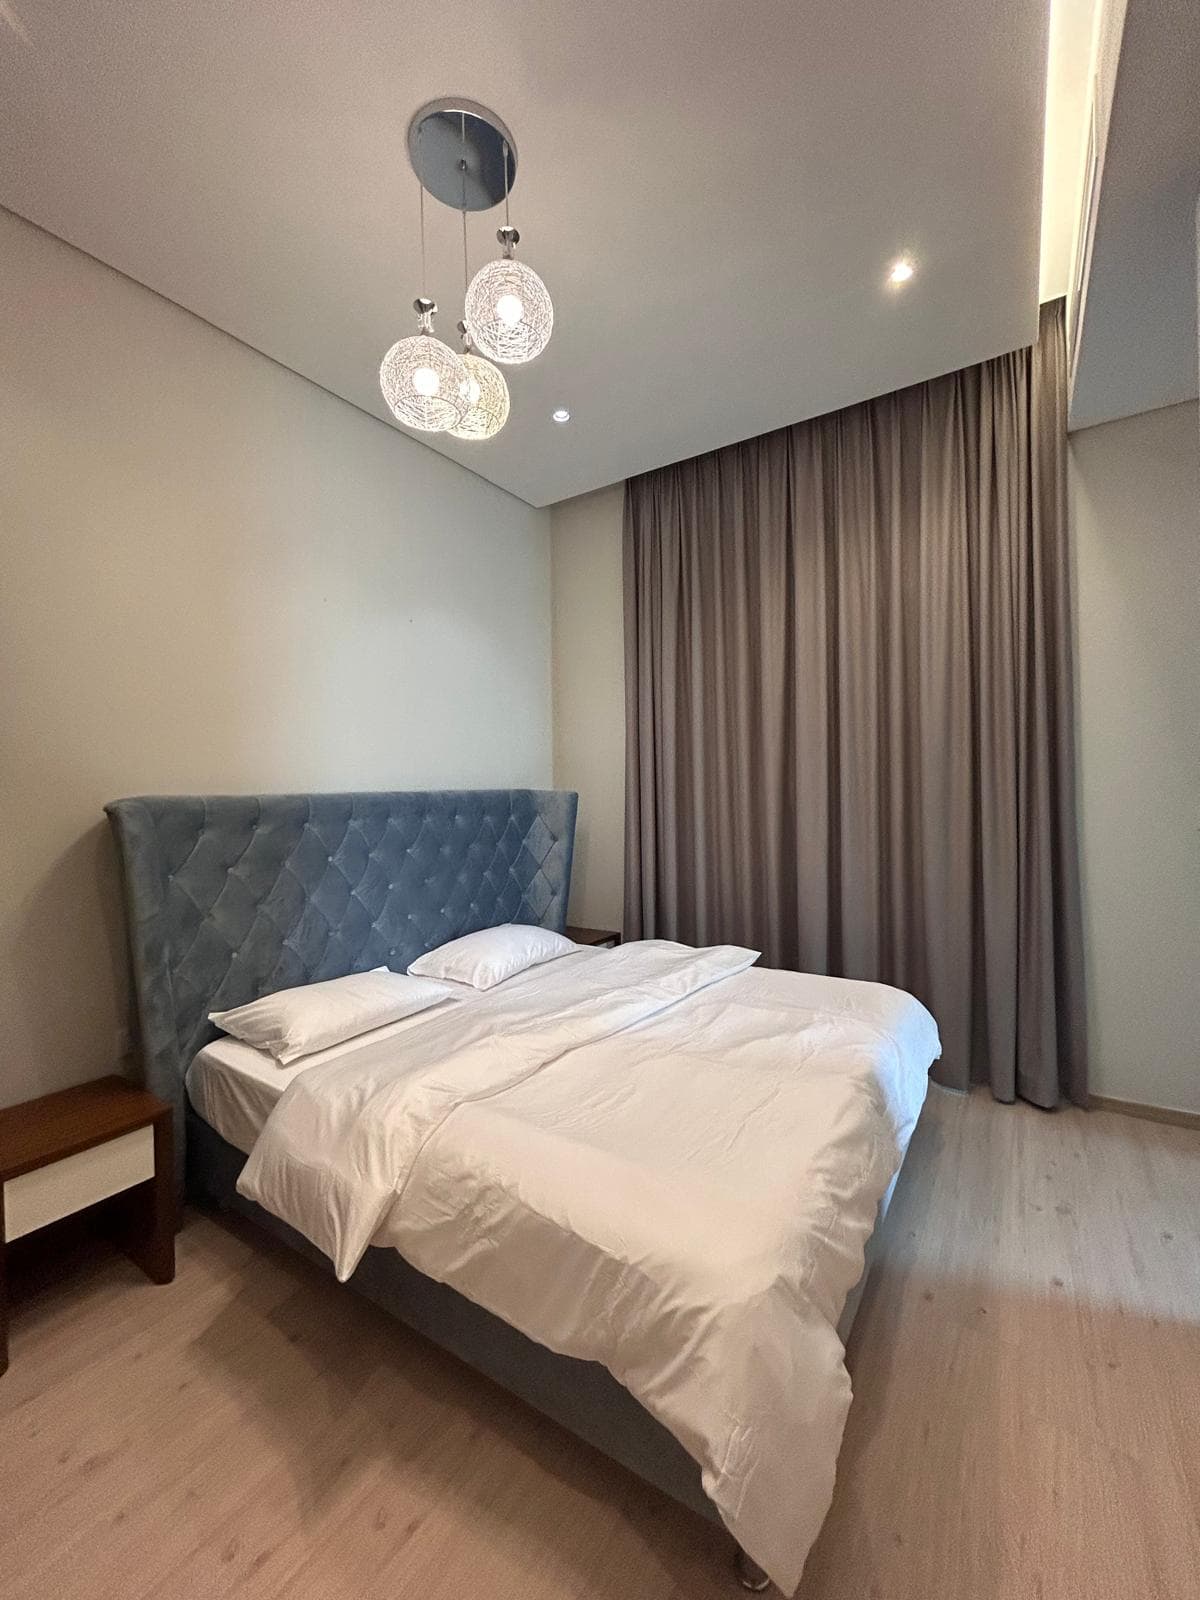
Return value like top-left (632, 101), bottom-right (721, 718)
top-left (105, 790), bottom-right (578, 1183)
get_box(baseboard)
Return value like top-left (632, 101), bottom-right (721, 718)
top-left (1090, 1095), bottom-right (1200, 1132)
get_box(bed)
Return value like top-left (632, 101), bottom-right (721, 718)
top-left (106, 789), bottom-right (937, 1594)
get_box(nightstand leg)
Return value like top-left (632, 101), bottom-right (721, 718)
top-left (121, 1119), bottom-right (176, 1285)
top-left (1, 1234), bottom-right (9, 1375)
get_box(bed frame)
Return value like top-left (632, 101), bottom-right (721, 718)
top-left (106, 789), bottom-right (884, 1591)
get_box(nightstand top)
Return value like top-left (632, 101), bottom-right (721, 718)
top-left (566, 925), bottom-right (621, 947)
top-left (0, 1075), bottom-right (169, 1184)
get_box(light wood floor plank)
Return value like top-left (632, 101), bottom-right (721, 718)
top-left (1, 1087), bottom-right (1197, 1598)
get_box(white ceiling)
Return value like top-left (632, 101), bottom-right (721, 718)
top-left (1039, 0), bottom-right (1102, 303)
top-left (1069, 0), bottom-right (1200, 430)
top-left (0, 0), bottom-right (1051, 507)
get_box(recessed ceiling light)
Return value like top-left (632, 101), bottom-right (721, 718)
top-left (552, 407), bottom-right (571, 423)
top-left (888, 258), bottom-right (915, 284)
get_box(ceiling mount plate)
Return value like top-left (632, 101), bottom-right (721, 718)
top-left (407, 98), bottom-right (517, 212)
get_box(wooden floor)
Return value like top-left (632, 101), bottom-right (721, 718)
top-left (1, 1088), bottom-right (1198, 1600)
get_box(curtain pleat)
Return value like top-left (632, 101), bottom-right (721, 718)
top-left (623, 301), bottom-right (1086, 1107)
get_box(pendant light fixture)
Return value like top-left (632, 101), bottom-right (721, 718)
top-left (447, 113), bottom-right (510, 442)
top-left (381, 100), bottom-right (554, 435)
top-left (378, 129), bottom-right (469, 434)
top-left (463, 139), bottom-right (553, 365)
top-left (379, 298), bottom-right (471, 433)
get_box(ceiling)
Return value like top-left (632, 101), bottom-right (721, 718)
top-left (1069, 0), bottom-right (1200, 430)
top-left (1039, 0), bottom-right (1102, 303)
top-left (1, 0), bottom-right (1051, 507)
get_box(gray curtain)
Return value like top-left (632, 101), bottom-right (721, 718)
top-left (624, 300), bottom-right (1086, 1107)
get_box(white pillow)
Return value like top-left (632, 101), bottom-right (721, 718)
top-left (407, 923), bottom-right (576, 991)
top-left (210, 968), bottom-right (457, 1065)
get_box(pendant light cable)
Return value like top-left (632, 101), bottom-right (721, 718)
top-left (449, 111), bottom-right (509, 439)
top-left (417, 122), bottom-right (429, 305)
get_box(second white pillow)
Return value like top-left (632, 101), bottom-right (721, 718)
top-left (407, 923), bottom-right (576, 991)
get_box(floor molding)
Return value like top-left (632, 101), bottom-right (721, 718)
top-left (1090, 1094), bottom-right (1200, 1131)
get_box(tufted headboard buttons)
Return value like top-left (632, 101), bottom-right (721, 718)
top-left (105, 789), bottom-right (578, 1186)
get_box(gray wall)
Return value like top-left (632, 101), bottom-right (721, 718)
top-left (1070, 400), bottom-right (1199, 1114)
top-left (0, 211), bottom-right (553, 1107)
top-left (550, 486), bottom-right (626, 932)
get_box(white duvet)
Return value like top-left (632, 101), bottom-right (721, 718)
top-left (237, 940), bottom-right (939, 1593)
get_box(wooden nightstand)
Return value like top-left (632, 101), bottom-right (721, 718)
top-left (566, 925), bottom-right (622, 950)
top-left (0, 1075), bottom-right (175, 1374)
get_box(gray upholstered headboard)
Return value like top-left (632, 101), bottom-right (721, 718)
top-left (105, 790), bottom-right (578, 1179)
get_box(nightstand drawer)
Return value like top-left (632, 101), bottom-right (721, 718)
top-left (3, 1125), bottom-right (156, 1242)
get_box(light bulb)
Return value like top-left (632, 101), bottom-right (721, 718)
top-left (411, 366), bottom-right (440, 396)
top-left (495, 293), bottom-right (525, 327)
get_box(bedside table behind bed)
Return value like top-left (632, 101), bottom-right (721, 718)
top-left (566, 925), bottom-right (622, 950)
top-left (0, 1075), bottom-right (175, 1374)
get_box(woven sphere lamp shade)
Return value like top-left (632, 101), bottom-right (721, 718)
top-left (464, 256), bottom-right (553, 365)
top-left (448, 352), bottom-right (510, 441)
top-left (379, 333), bottom-right (470, 432)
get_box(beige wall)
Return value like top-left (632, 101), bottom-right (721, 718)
top-left (1069, 401), bottom-right (1200, 1113)
top-left (0, 211), bottom-right (552, 1107)
top-left (549, 405), bottom-right (1200, 1113)
top-left (549, 485), bottom-right (625, 930)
